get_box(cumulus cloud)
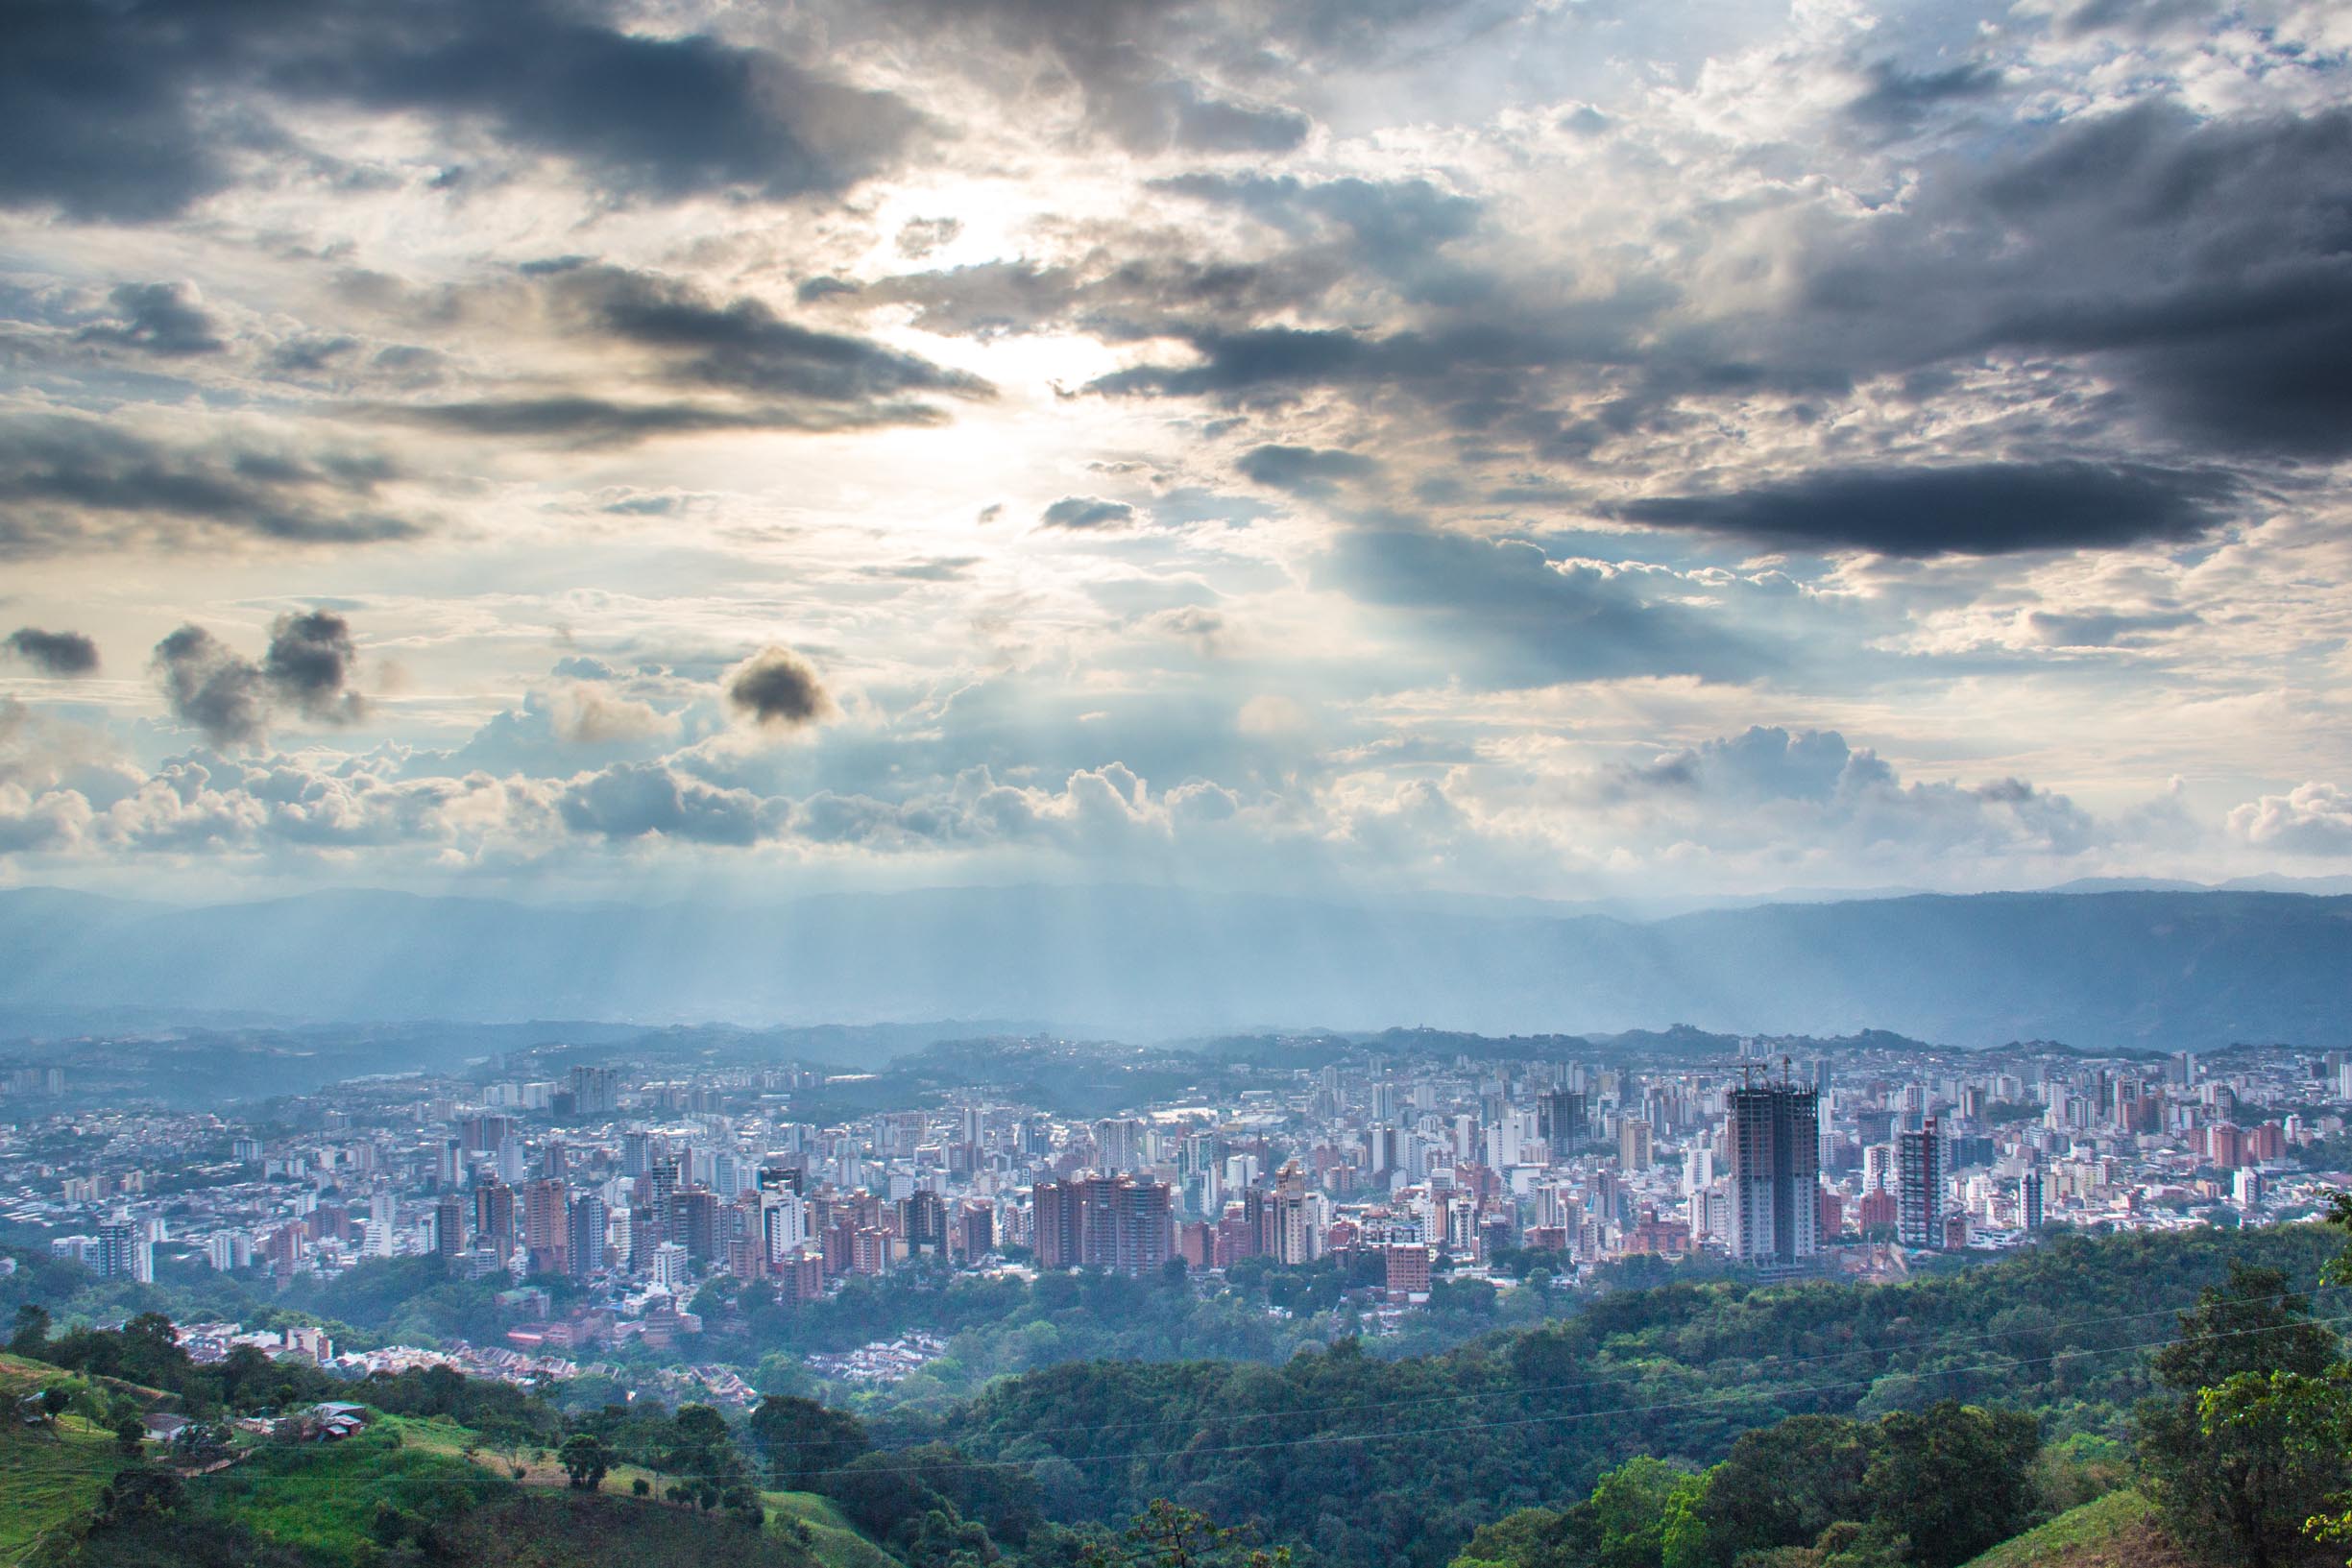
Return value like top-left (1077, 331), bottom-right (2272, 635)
top-left (2229, 783), bottom-right (2352, 855)
top-left (558, 762), bottom-right (770, 845)
top-left (4, 628), bottom-right (100, 676)
top-left (725, 646), bottom-right (836, 730)
top-left (548, 684), bottom-right (680, 745)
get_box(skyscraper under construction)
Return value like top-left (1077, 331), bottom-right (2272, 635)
top-left (1728, 1077), bottom-right (1820, 1267)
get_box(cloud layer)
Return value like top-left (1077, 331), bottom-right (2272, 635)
top-left (0, 0), bottom-right (2347, 905)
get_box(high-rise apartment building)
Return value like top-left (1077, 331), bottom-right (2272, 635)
top-left (1031, 1175), bottom-right (1174, 1272)
top-left (567, 1194), bottom-right (608, 1277)
top-left (1728, 1082), bottom-right (1820, 1267)
top-left (901, 1190), bottom-right (948, 1256)
top-left (97, 1215), bottom-right (152, 1283)
top-left (435, 1193), bottom-right (465, 1265)
top-left (473, 1179), bottom-right (516, 1265)
top-left (367, 1186), bottom-right (397, 1258)
top-left (1539, 1090), bottom-right (1588, 1153)
top-left (568, 1065), bottom-right (619, 1117)
top-left (1897, 1118), bottom-right (1944, 1248)
top-left (522, 1177), bottom-right (569, 1275)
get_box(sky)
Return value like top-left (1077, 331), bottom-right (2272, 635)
top-left (0, 0), bottom-right (2348, 909)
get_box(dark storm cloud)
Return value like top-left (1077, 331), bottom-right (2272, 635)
top-left (1790, 104), bottom-right (2352, 460)
top-left (1322, 527), bottom-right (1766, 687)
top-left (0, 413), bottom-right (420, 558)
top-left (151, 625), bottom-right (270, 747)
top-left (725, 646), bottom-right (835, 729)
top-left (1237, 444), bottom-right (1381, 495)
top-left (1970, 108), bottom-right (2352, 458)
top-left (1040, 495), bottom-right (1138, 530)
top-left (0, 1), bottom-right (249, 221)
top-left (1614, 462), bottom-right (2238, 557)
top-left (0, 0), bottom-right (925, 223)
top-left (3, 628), bottom-right (101, 676)
top-left (75, 282), bottom-right (229, 356)
top-left (262, 611), bottom-right (365, 724)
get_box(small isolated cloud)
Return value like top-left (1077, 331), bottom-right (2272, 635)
top-left (4, 627), bottom-right (100, 675)
top-left (151, 625), bottom-right (270, 748)
top-left (2229, 783), bottom-right (2352, 856)
top-left (262, 610), bottom-right (366, 725)
top-left (1236, 444), bottom-right (1380, 495)
top-left (150, 612), bottom-right (368, 746)
top-left (726, 644), bottom-right (836, 730)
top-left (1040, 495), bottom-right (1137, 530)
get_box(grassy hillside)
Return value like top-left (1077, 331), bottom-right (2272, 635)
top-left (4, 1367), bottom-right (903, 1568)
top-left (764, 1489), bottom-right (908, 1568)
top-left (197, 1421), bottom-right (510, 1558)
top-left (1959, 1492), bottom-right (2196, 1568)
top-left (381, 1410), bottom-right (905, 1568)
top-left (0, 1353), bottom-right (153, 1567)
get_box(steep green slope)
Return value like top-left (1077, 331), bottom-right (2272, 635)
top-left (1958, 1491), bottom-right (2194, 1568)
top-left (0, 1353), bottom-right (155, 1566)
top-left (765, 1490), bottom-right (909, 1568)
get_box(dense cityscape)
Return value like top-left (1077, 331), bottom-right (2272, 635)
top-left (6, 1030), bottom-right (2341, 1405)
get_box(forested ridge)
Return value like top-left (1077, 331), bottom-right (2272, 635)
top-left (16, 1221), bottom-right (2351, 1568)
top-left (876, 1226), bottom-right (2337, 1568)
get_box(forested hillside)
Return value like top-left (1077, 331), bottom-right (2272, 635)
top-left (14, 1222), bottom-right (2349, 1568)
top-left (894, 1226), bottom-right (2337, 1567)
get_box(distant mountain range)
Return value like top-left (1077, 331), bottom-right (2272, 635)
top-left (0, 883), bottom-right (2345, 1051)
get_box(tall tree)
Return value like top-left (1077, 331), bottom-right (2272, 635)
top-left (2138, 1263), bottom-right (2346, 1568)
